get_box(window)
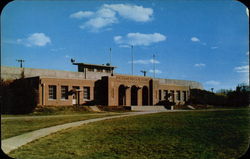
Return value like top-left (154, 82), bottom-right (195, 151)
top-left (72, 86), bottom-right (80, 99)
top-left (96, 68), bottom-right (103, 72)
top-left (170, 90), bottom-right (174, 102)
top-left (183, 91), bottom-right (187, 101)
top-left (88, 68), bottom-right (94, 72)
top-left (105, 69), bottom-right (111, 73)
top-left (49, 85), bottom-right (56, 99)
top-left (159, 90), bottom-right (162, 100)
top-left (177, 91), bottom-right (181, 100)
top-left (83, 87), bottom-right (90, 100)
top-left (61, 86), bottom-right (68, 100)
top-left (164, 90), bottom-right (168, 100)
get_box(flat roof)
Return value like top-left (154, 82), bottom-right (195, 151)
top-left (73, 62), bottom-right (116, 69)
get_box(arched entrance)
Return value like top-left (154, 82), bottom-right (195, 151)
top-left (131, 85), bottom-right (138, 106)
top-left (118, 85), bottom-right (126, 106)
top-left (142, 86), bottom-right (149, 105)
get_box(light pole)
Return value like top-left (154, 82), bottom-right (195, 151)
top-left (153, 54), bottom-right (156, 78)
top-left (141, 70), bottom-right (147, 76)
top-left (131, 45), bottom-right (134, 75)
top-left (16, 59), bottom-right (25, 68)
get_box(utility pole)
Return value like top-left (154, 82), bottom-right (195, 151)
top-left (16, 59), bottom-right (25, 68)
top-left (141, 70), bottom-right (147, 76)
top-left (109, 48), bottom-right (113, 76)
top-left (109, 48), bottom-right (112, 65)
top-left (131, 45), bottom-right (134, 75)
top-left (153, 54), bottom-right (156, 78)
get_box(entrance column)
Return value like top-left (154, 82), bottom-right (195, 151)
top-left (138, 87), bottom-right (142, 105)
top-left (125, 86), bottom-right (131, 106)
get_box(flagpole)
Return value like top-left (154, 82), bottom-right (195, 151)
top-left (131, 45), bottom-right (134, 75)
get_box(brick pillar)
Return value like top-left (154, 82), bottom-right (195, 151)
top-left (125, 87), bottom-right (131, 106)
top-left (138, 88), bottom-right (142, 106)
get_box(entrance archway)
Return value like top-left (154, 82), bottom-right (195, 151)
top-left (142, 86), bottom-right (149, 105)
top-left (118, 85), bottom-right (126, 106)
top-left (131, 85), bottom-right (138, 106)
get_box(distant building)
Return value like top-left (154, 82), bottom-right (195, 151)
top-left (1, 63), bottom-right (202, 106)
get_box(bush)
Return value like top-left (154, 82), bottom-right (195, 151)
top-left (188, 87), bottom-right (250, 107)
top-left (156, 100), bottom-right (175, 109)
top-left (1, 78), bottom-right (38, 114)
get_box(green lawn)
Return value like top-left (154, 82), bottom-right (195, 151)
top-left (8, 108), bottom-right (250, 159)
top-left (1, 112), bottom-right (121, 139)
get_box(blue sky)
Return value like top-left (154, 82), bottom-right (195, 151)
top-left (1, 0), bottom-right (249, 91)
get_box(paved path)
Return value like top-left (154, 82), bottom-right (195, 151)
top-left (1, 112), bottom-right (121, 120)
top-left (1, 111), bottom-right (165, 154)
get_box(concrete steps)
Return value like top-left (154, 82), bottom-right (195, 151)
top-left (88, 106), bottom-right (102, 112)
top-left (131, 106), bottom-right (168, 111)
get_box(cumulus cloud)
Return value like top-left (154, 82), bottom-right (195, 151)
top-left (234, 65), bottom-right (249, 73)
top-left (205, 80), bottom-right (220, 85)
top-left (103, 4), bottom-right (153, 22)
top-left (128, 59), bottom-right (160, 64)
top-left (70, 11), bottom-right (94, 19)
top-left (70, 4), bottom-right (153, 31)
top-left (211, 46), bottom-right (218, 49)
top-left (191, 37), bottom-right (200, 42)
top-left (17, 33), bottom-right (51, 47)
top-left (234, 65), bottom-right (249, 83)
top-left (114, 32), bottom-right (166, 46)
top-left (149, 69), bottom-right (162, 74)
top-left (79, 8), bottom-right (117, 31)
top-left (50, 48), bottom-right (65, 52)
top-left (194, 63), bottom-right (206, 67)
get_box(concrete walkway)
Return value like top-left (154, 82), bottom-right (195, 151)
top-left (1, 112), bottom-right (120, 120)
top-left (1, 111), bottom-right (165, 154)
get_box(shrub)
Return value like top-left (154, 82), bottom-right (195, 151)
top-left (1, 78), bottom-right (38, 114)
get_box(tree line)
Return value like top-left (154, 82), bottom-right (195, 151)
top-left (188, 84), bottom-right (249, 107)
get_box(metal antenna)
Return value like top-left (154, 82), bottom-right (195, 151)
top-left (131, 45), bottom-right (134, 75)
top-left (153, 54), bottom-right (156, 78)
top-left (109, 48), bottom-right (112, 65)
top-left (16, 59), bottom-right (25, 68)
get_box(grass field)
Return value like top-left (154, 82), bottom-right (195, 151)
top-left (8, 108), bottom-right (250, 159)
top-left (1, 112), bottom-right (121, 139)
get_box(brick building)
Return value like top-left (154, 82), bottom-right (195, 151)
top-left (1, 63), bottom-right (202, 107)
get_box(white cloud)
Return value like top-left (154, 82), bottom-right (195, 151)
top-left (114, 32), bottom-right (166, 46)
top-left (65, 55), bottom-right (70, 58)
top-left (70, 11), bottom-right (94, 19)
top-left (205, 80), bottom-right (220, 85)
top-left (234, 65), bottom-right (249, 83)
top-left (104, 4), bottom-right (153, 22)
top-left (128, 59), bottom-right (160, 64)
top-left (17, 33), bottom-right (51, 47)
top-left (246, 51), bottom-right (249, 56)
top-left (246, 8), bottom-right (249, 17)
top-left (149, 69), bottom-right (162, 74)
top-left (191, 37), bottom-right (200, 42)
top-left (211, 46), bottom-right (218, 49)
top-left (50, 48), bottom-right (65, 52)
top-left (194, 63), bottom-right (206, 67)
top-left (71, 4), bottom-right (153, 31)
top-left (119, 44), bottom-right (130, 48)
top-left (79, 8), bottom-right (117, 31)
top-left (234, 65), bottom-right (249, 73)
